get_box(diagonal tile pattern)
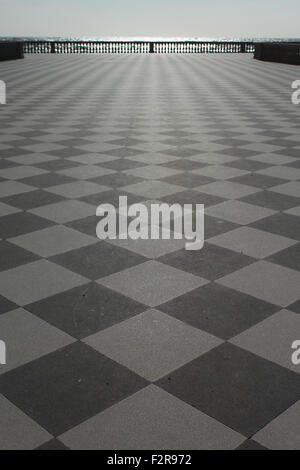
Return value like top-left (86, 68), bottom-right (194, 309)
top-left (0, 54), bottom-right (299, 449)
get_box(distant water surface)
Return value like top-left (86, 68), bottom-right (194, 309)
top-left (1, 36), bottom-right (300, 42)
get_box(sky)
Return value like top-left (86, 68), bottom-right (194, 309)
top-left (1, 0), bottom-right (299, 39)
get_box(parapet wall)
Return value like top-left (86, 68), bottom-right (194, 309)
top-left (254, 43), bottom-right (300, 65)
top-left (0, 42), bottom-right (24, 61)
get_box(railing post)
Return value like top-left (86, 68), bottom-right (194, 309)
top-left (51, 42), bottom-right (56, 54)
top-left (149, 42), bottom-right (154, 53)
top-left (240, 42), bottom-right (246, 53)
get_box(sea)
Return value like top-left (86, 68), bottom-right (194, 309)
top-left (1, 36), bottom-right (300, 42)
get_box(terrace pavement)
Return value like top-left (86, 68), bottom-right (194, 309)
top-left (0, 54), bottom-right (299, 450)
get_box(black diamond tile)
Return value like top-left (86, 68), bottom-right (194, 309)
top-left (0, 241), bottom-right (39, 271)
top-left (66, 215), bottom-right (99, 237)
top-left (266, 139), bottom-right (296, 148)
top-left (286, 159), bottom-right (300, 169)
top-left (159, 283), bottom-right (278, 340)
top-left (240, 191), bottom-right (300, 211)
top-left (157, 343), bottom-right (300, 436)
top-left (108, 130), bottom-right (145, 138)
top-left (106, 137), bottom-right (145, 147)
top-left (230, 173), bottom-right (286, 189)
top-left (103, 148), bottom-right (142, 158)
top-left (160, 137), bottom-right (199, 147)
top-left (45, 148), bottom-right (85, 158)
top-left (204, 130), bottom-right (241, 138)
top-left (267, 243), bottom-right (300, 271)
top-left (163, 160), bottom-right (206, 171)
top-left (161, 147), bottom-right (200, 158)
top-left (288, 299), bottom-right (300, 314)
top-left (273, 149), bottom-right (300, 158)
top-left (80, 190), bottom-right (142, 207)
top-left (90, 173), bottom-right (143, 188)
top-left (0, 212), bottom-right (54, 239)
top-left (251, 213), bottom-right (300, 241)
top-left (0, 160), bottom-right (20, 169)
top-left (216, 138), bottom-right (256, 147)
top-left (35, 439), bottom-right (70, 450)
top-left (159, 244), bottom-right (254, 281)
top-left (159, 130), bottom-right (195, 138)
top-left (236, 440), bottom-right (268, 450)
top-left (221, 148), bottom-right (258, 158)
top-left (204, 215), bottom-right (239, 238)
top-left (100, 159), bottom-right (146, 171)
top-left (20, 173), bottom-right (75, 188)
top-left (51, 242), bottom-right (146, 280)
top-left (27, 283), bottom-right (146, 339)
top-left (0, 148), bottom-right (32, 158)
top-left (0, 294), bottom-right (18, 315)
top-left (161, 190), bottom-right (225, 208)
top-left (60, 138), bottom-right (93, 147)
top-left (225, 159), bottom-right (270, 171)
top-left (14, 139), bottom-right (40, 147)
top-left (0, 342), bottom-right (147, 435)
top-left (35, 159), bottom-right (80, 171)
top-left (2, 190), bottom-right (65, 210)
top-left (163, 173), bottom-right (215, 188)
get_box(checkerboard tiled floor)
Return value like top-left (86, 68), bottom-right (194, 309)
top-left (0, 54), bottom-right (299, 450)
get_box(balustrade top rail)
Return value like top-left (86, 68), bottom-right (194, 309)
top-left (22, 40), bottom-right (255, 54)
